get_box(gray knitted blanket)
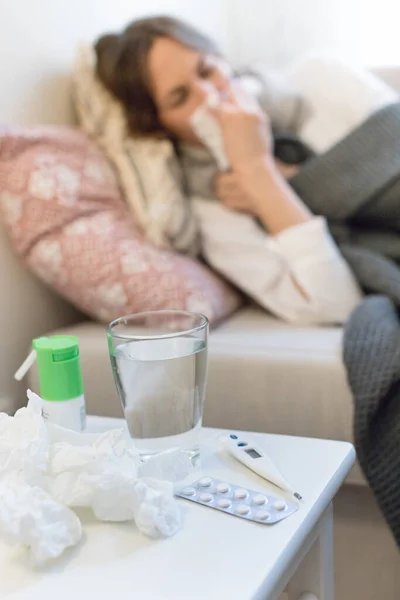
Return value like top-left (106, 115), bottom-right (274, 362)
top-left (290, 102), bottom-right (400, 548)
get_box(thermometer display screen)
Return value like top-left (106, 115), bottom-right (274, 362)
top-left (245, 448), bottom-right (262, 459)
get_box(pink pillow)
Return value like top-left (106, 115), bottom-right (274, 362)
top-left (0, 126), bottom-right (241, 323)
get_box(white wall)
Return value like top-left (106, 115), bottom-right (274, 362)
top-left (357, 2), bottom-right (400, 67)
top-left (0, 0), bottom-right (229, 125)
top-left (2, 0), bottom-right (400, 125)
top-left (4, 0), bottom-right (399, 127)
top-left (225, 0), bottom-right (400, 72)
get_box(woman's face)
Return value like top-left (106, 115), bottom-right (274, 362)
top-left (147, 37), bottom-right (233, 143)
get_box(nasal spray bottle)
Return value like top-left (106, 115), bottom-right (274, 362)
top-left (15, 336), bottom-right (86, 431)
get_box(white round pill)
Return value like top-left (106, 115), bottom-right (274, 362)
top-left (256, 510), bottom-right (271, 521)
top-left (199, 477), bottom-right (213, 488)
top-left (200, 493), bottom-right (213, 503)
top-left (236, 504), bottom-right (250, 515)
top-left (253, 494), bottom-right (267, 506)
top-left (234, 488), bottom-right (248, 500)
top-left (216, 482), bottom-right (230, 494)
top-left (274, 500), bottom-right (287, 511)
top-left (181, 487), bottom-right (196, 496)
top-left (217, 499), bottom-right (231, 509)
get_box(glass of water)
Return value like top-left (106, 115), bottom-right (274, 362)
top-left (107, 310), bottom-right (209, 461)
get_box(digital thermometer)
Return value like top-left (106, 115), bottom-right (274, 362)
top-left (221, 434), bottom-right (302, 500)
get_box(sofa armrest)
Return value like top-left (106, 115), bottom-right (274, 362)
top-left (0, 226), bottom-right (81, 412)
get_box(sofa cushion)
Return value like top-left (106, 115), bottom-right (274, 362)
top-left (28, 306), bottom-right (361, 483)
top-left (207, 307), bottom-right (352, 439)
top-left (0, 125), bottom-right (241, 324)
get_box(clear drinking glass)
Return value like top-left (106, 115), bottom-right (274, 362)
top-left (107, 310), bottom-right (209, 460)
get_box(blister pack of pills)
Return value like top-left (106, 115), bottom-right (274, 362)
top-left (175, 477), bottom-right (299, 524)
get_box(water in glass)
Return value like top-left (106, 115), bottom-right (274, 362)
top-left (110, 335), bottom-right (207, 459)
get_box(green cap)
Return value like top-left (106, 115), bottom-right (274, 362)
top-left (33, 336), bottom-right (84, 401)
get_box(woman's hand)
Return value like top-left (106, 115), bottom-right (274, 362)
top-left (214, 162), bottom-right (302, 214)
top-left (214, 172), bottom-right (256, 213)
top-left (210, 84), bottom-right (311, 236)
top-left (209, 84), bottom-right (273, 173)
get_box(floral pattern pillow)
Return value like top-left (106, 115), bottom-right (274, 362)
top-left (0, 126), bottom-right (241, 323)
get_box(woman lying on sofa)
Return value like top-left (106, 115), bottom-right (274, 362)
top-left (93, 15), bottom-right (363, 326)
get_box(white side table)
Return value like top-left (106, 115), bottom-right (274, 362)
top-left (0, 419), bottom-right (355, 600)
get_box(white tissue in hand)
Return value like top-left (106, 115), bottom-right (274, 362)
top-left (190, 84), bottom-right (261, 172)
top-left (190, 95), bottom-right (230, 172)
top-left (0, 475), bottom-right (82, 565)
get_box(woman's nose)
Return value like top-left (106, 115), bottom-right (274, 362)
top-left (195, 79), bottom-right (217, 102)
top-left (194, 76), bottom-right (230, 106)
top-left (213, 67), bottom-right (231, 93)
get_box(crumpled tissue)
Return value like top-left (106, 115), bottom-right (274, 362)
top-left (0, 390), bottom-right (186, 565)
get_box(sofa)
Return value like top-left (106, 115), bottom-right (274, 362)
top-left (1, 33), bottom-right (400, 598)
